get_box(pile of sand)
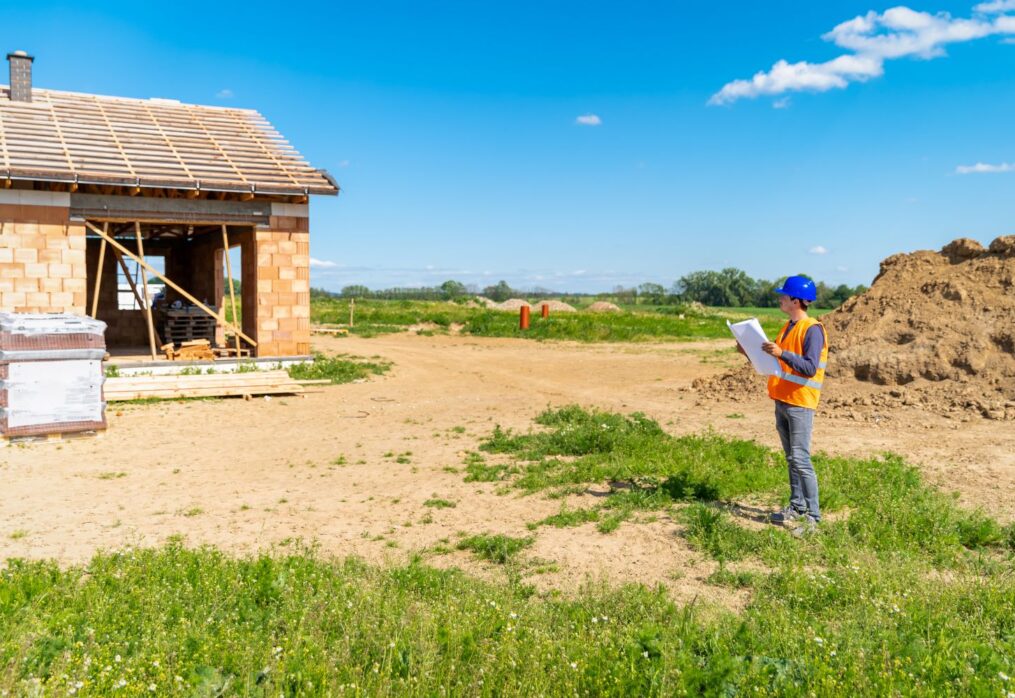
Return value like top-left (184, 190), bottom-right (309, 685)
top-left (469, 296), bottom-right (496, 308)
top-left (531, 300), bottom-right (578, 313)
top-left (495, 298), bottom-right (531, 311)
top-left (694, 236), bottom-right (1015, 421)
top-left (586, 301), bottom-right (622, 313)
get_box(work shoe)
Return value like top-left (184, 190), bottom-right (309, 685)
top-left (790, 516), bottom-right (819, 538)
top-left (769, 507), bottom-right (805, 525)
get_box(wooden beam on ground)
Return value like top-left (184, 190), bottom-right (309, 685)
top-left (90, 223), bottom-right (108, 318)
top-left (221, 224), bottom-right (241, 356)
top-left (135, 222), bottom-right (158, 360)
top-left (84, 220), bottom-right (257, 347)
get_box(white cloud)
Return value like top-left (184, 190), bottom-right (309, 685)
top-left (809, 245), bottom-right (829, 255)
top-left (216, 88), bottom-right (234, 99)
top-left (575, 114), bottom-right (602, 126)
top-left (975, 0), bottom-right (1015, 13)
top-left (710, 6), bottom-right (1015, 105)
top-left (955, 161), bottom-right (1015, 173)
top-left (309, 257), bottom-right (338, 268)
top-left (773, 97), bottom-right (792, 109)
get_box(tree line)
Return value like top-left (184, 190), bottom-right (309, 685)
top-left (312, 268), bottom-right (867, 309)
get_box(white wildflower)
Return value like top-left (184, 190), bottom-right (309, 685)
top-left (1001, 672), bottom-right (1011, 681)
top-left (813, 637), bottom-right (824, 645)
top-left (114, 654), bottom-right (122, 663)
top-left (570, 662), bottom-right (578, 670)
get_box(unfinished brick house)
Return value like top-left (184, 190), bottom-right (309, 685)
top-left (0, 51), bottom-right (338, 359)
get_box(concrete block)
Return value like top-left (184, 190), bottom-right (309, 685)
top-left (40, 277), bottom-right (62, 292)
top-left (48, 263), bottom-right (72, 278)
top-left (3, 291), bottom-right (27, 307)
top-left (14, 278), bottom-right (39, 292)
top-left (13, 248), bottom-right (37, 264)
top-left (26, 292), bottom-right (50, 307)
top-left (24, 263), bottom-right (47, 279)
top-left (49, 292), bottom-right (74, 307)
top-left (63, 277), bottom-right (87, 292)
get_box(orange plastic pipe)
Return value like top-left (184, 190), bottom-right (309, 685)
top-left (541, 303), bottom-right (549, 318)
top-left (519, 305), bottom-right (531, 330)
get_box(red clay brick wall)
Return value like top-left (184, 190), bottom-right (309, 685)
top-left (253, 214), bottom-right (310, 357)
top-left (0, 197), bottom-right (87, 314)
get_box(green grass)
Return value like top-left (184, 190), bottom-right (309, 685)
top-left (457, 533), bottom-right (535, 564)
top-left (423, 498), bottom-right (457, 509)
top-left (3, 405), bottom-right (1012, 696)
top-left (286, 353), bottom-right (391, 384)
top-left (310, 297), bottom-right (802, 342)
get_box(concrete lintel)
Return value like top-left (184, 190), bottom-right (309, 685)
top-left (0, 189), bottom-right (71, 207)
top-left (70, 193), bottom-right (272, 224)
top-left (270, 202), bottom-right (309, 218)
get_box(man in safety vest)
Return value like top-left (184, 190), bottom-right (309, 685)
top-left (741, 275), bottom-right (828, 536)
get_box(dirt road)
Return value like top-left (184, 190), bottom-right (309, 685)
top-left (2, 333), bottom-right (1012, 605)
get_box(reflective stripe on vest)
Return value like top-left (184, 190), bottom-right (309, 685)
top-left (772, 369), bottom-right (823, 390)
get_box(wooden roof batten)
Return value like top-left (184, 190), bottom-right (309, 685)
top-left (0, 85), bottom-right (338, 197)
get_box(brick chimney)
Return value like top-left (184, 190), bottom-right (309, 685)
top-left (6, 50), bottom-right (34, 102)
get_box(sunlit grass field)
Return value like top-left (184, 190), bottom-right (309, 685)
top-left (2, 407), bottom-right (1012, 696)
top-left (309, 297), bottom-right (830, 341)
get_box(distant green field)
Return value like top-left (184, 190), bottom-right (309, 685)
top-left (309, 298), bottom-right (827, 342)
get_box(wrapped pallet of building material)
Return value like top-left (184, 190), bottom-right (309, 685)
top-left (0, 313), bottom-right (107, 439)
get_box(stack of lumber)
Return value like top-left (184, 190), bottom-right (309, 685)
top-left (162, 309), bottom-right (217, 345)
top-left (104, 370), bottom-right (311, 401)
top-left (162, 339), bottom-right (215, 361)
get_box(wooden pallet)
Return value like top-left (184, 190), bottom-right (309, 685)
top-left (103, 370), bottom-right (307, 401)
top-left (162, 310), bottom-right (217, 345)
top-left (2, 430), bottom-right (104, 447)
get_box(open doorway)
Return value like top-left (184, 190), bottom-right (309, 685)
top-left (220, 243), bottom-right (243, 351)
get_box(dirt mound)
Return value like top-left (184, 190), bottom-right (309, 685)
top-left (495, 298), bottom-right (531, 311)
top-left (531, 300), bottom-right (577, 313)
top-left (586, 301), bottom-right (623, 313)
top-left (695, 236), bottom-right (1015, 421)
top-left (467, 296), bottom-right (496, 308)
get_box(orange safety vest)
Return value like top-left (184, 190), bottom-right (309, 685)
top-left (767, 316), bottom-right (828, 409)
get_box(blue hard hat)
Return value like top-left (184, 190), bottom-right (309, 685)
top-left (774, 275), bottom-right (817, 302)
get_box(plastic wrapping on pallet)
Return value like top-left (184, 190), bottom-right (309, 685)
top-left (0, 360), bottom-right (105, 428)
top-left (0, 313), bottom-right (108, 438)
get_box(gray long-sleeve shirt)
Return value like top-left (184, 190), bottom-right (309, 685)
top-left (778, 321), bottom-right (826, 377)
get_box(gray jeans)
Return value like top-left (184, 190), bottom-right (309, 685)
top-left (774, 400), bottom-right (821, 521)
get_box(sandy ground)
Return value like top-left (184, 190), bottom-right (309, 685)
top-left (2, 333), bottom-right (1013, 608)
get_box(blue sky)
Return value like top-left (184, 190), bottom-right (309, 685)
top-left (5, 0), bottom-right (1015, 292)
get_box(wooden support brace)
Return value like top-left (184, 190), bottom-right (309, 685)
top-left (84, 220), bottom-right (258, 347)
top-left (221, 224), bottom-right (241, 356)
top-left (90, 223), bottom-right (108, 318)
top-left (135, 222), bottom-right (159, 360)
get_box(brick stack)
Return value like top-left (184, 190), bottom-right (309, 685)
top-left (249, 210), bottom-right (311, 357)
top-left (0, 313), bottom-right (107, 439)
